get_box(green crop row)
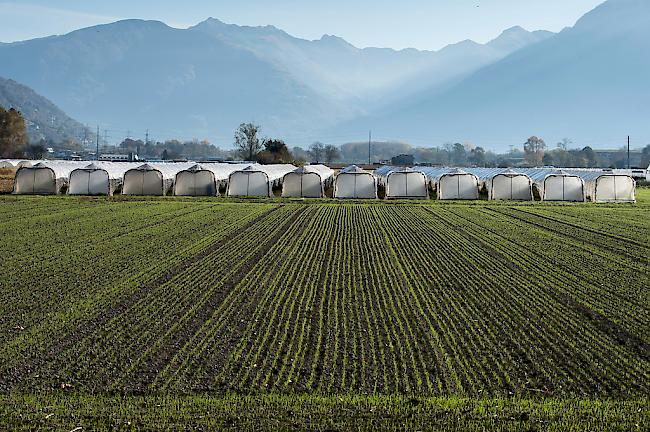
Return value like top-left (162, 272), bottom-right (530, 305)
top-left (0, 197), bottom-right (647, 399)
top-left (1, 394), bottom-right (647, 431)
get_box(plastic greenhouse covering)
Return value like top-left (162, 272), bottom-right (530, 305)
top-left (226, 164), bottom-right (296, 197)
top-left (465, 168), bottom-right (534, 201)
top-left (174, 163), bottom-right (252, 196)
top-left (375, 166), bottom-right (428, 199)
top-left (565, 169), bottom-right (636, 203)
top-left (515, 169), bottom-right (585, 202)
top-left (415, 167), bottom-right (479, 200)
top-left (9, 159), bottom-right (637, 202)
top-left (14, 160), bottom-right (89, 194)
top-left (0, 159), bottom-right (36, 168)
top-left (123, 162), bottom-right (195, 196)
top-left (69, 162), bottom-right (142, 195)
top-left (282, 164), bottom-right (334, 198)
top-left (0, 160), bottom-right (17, 168)
top-left (334, 165), bottom-right (377, 199)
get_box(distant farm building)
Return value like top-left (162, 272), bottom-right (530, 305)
top-left (390, 154), bottom-right (415, 166)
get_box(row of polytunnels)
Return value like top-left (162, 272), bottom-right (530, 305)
top-left (2, 159), bottom-right (637, 202)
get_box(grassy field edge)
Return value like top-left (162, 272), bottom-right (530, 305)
top-left (1, 393), bottom-right (648, 431)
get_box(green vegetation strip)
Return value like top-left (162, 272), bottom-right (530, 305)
top-left (0, 196), bottom-right (647, 400)
top-left (0, 394), bottom-right (647, 431)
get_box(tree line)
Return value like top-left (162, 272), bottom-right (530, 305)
top-left (4, 108), bottom-right (650, 168)
top-left (233, 123), bottom-right (339, 164)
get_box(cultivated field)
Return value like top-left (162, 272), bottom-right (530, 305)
top-left (0, 191), bottom-right (648, 429)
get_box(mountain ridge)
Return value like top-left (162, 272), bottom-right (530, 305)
top-left (0, 16), bottom-right (553, 145)
top-left (0, 76), bottom-right (90, 144)
top-left (2, 2), bottom-right (642, 150)
top-left (333, 0), bottom-right (650, 150)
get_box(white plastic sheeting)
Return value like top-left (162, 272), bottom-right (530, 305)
top-left (200, 163), bottom-right (253, 190)
top-left (175, 162), bottom-right (252, 196)
top-left (0, 159), bottom-right (34, 168)
top-left (282, 164), bottom-right (334, 198)
top-left (375, 166), bottom-right (428, 199)
top-left (69, 162), bottom-right (141, 195)
top-left (226, 164), bottom-right (296, 197)
top-left (334, 165), bottom-right (377, 199)
top-left (474, 168), bottom-right (635, 202)
top-left (571, 170), bottom-right (636, 203)
top-left (523, 169), bottom-right (585, 202)
top-left (123, 162), bottom-right (194, 196)
top-left (416, 167), bottom-right (479, 200)
top-left (467, 168), bottom-right (533, 201)
top-left (13, 161), bottom-right (88, 194)
top-left (174, 164), bottom-right (217, 196)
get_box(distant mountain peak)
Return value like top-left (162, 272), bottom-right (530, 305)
top-left (317, 34), bottom-right (355, 48)
top-left (501, 25), bottom-right (529, 35)
top-left (191, 17), bottom-right (288, 39)
top-left (487, 25), bottom-right (553, 51)
top-left (202, 17), bottom-right (224, 24)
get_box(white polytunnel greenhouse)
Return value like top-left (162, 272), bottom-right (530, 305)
top-left (13, 160), bottom-right (87, 194)
top-left (375, 166), bottom-right (428, 199)
top-left (334, 165), bottom-right (377, 199)
top-left (122, 162), bottom-right (194, 196)
top-left (573, 170), bottom-right (636, 203)
top-left (416, 167), bottom-right (479, 200)
top-left (68, 162), bottom-right (140, 196)
top-left (174, 163), bottom-right (252, 196)
top-left (226, 164), bottom-right (296, 197)
top-left (522, 169), bottom-right (585, 202)
top-left (281, 164), bottom-right (334, 198)
top-left (202, 163), bottom-right (254, 190)
top-left (468, 168), bottom-right (534, 201)
top-left (174, 164), bottom-right (218, 196)
top-left (16, 160), bottom-right (34, 168)
top-left (0, 159), bottom-right (34, 168)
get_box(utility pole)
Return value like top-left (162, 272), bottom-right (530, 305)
top-left (368, 130), bottom-right (372, 165)
top-left (96, 125), bottom-right (100, 160)
top-left (627, 136), bottom-right (630, 169)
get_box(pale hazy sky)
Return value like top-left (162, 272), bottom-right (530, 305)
top-left (0, 0), bottom-right (605, 50)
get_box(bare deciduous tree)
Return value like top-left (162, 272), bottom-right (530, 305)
top-left (323, 144), bottom-right (340, 164)
top-left (308, 141), bottom-right (325, 163)
top-left (234, 123), bottom-right (261, 161)
top-left (524, 136), bottom-right (546, 166)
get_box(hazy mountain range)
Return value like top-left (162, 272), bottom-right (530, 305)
top-left (0, 0), bottom-right (647, 151)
